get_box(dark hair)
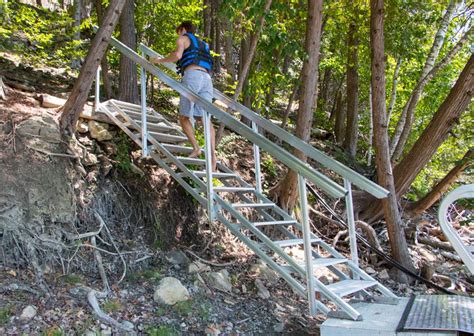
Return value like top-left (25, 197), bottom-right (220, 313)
top-left (176, 21), bottom-right (196, 34)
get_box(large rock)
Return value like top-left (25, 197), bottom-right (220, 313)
top-left (249, 260), bottom-right (280, 284)
top-left (20, 305), bottom-right (37, 320)
top-left (88, 121), bottom-right (113, 141)
top-left (204, 270), bottom-right (232, 293)
top-left (153, 277), bottom-right (190, 305)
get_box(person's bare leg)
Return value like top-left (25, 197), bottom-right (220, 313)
top-left (197, 118), bottom-right (217, 172)
top-left (179, 115), bottom-right (201, 158)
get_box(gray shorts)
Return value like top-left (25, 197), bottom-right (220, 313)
top-left (179, 69), bottom-right (213, 118)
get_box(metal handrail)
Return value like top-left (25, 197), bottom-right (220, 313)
top-left (438, 184), bottom-right (474, 274)
top-left (139, 43), bottom-right (388, 199)
top-left (104, 36), bottom-right (346, 198)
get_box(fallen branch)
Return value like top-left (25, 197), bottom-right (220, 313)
top-left (25, 144), bottom-right (78, 159)
top-left (185, 249), bottom-right (235, 267)
top-left (94, 212), bottom-right (127, 284)
top-left (1, 283), bottom-right (41, 297)
top-left (91, 236), bottom-right (110, 292)
top-left (355, 220), bottom-right (382, 250)
top-left (418, 236), bottom-right (454, 251)
top-left (87, 289), bottom-right (134, 332)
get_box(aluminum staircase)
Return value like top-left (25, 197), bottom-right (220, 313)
top-left (94, 33), bottom-right (399, 321)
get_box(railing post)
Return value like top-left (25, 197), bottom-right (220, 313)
top-left (252, 121), bottom-right (262, 195)
top-left (344, 178), bottom-right (359, 271)
top-left (140, 52), bottom-right (148, 157)
top-left (298, 174), bottom-right (317, 316)
top-left (203, 111), bottom-right (215, 222)
top-left (94, 66), bottom-right (101, 112)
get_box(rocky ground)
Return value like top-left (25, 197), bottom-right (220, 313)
top-left (0, 53), bottom-right (472, 336)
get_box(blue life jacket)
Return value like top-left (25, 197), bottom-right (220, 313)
top-left (177, 33), bottom-right (213, 75)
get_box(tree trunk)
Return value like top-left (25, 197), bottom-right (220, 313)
top-left (281, 76), bottom-right (300, 131)
top-left (203, 0), bottom-right (211, 39)
top-left (367, 85), bottom-right (374, 166)
top-left (223, 17), bottom-right (235, 82)
top-left (362, 54), bottom-right (474, 221)
top-left (343, 11), bottom-right (359, 159)
top-left (390, 0), bottom-right (458, 159)
top-left (216, 0), bottom-right (272, 143)
top-left (274, 0), bottom-right (323, 212)
top-left (118, 0), bottom-right (138, 104)
top-left (408, 148), bottom-right (473, 216)
top-left (95, 0), bottom-right (112, 99)
top-left (387, 56), bottom-right (401, 123)
top-left (71, 0), bottom-right (82, 69)
top-left (391, 24), bottom-right (473, 161)
top-left (211, 0), bottom-right (221, 74)
top-left (370, 0), bottom-right (414, 279)
top-left (334, 90), bottom-right (345, 144)
top-left (59, 0), bottom-right (127, 134)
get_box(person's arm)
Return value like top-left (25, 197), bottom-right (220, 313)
top-left (151, 36), bottom-right (186, 64)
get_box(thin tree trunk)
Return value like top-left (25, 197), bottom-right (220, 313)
top-left (223, 18), bottom-right (235, 82)
top-left (118, 0), bottom-right (138, 104)
top-left (391, 24), bottom-right (473, 160)
top-left (408, 148), bottom-right (473, 216)
top-left (387, 56), bottom-right (401, 123)
top-left (216, 0), bottom-right (272, 143)
top-left (281, 76), bottom-right (300, 131)
top-left (370, 0), bottom-right (414, 279)
top-left (367, 85), bottom-right (374, 166)
top-left (362, 54), bottom-right (474, 221)
top-left (273, 0), bottom-right (323, 212)
top-left (343, 12), bottom-right (360, 159)
top-left (60, 0), bottom-right (127, 134)
top-left (211, 0), bottom-right (221, 73)
top-left (203, 0), bottom-right (211, 39)
top-left (334, 90), bottom-right (345, 144)
top-left (95, 0), bottom-right (112, 99)
top-left (71, 0), bottom-right (81, 69)
top-left (390, 0), bottom-right (458, 158)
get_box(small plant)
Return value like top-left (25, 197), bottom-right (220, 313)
top-left (0, 304), bottom-right (12, 326)
top-left (173, 300), bottom-right (193, 316)
top-left (103, 299), bottom-right (122, 313)
top-left (262, 156), bottom-right (277, 177)
top-left (61, 273), bottom-right (83, 285)
top-left (145, 325), bottom-right (179, 336)
top-left (42, 328), bottom-right (65, 336)
top-left (155, 306), bottom-right (166, 317)
top-left (115, 131), bottom-right (133, 171)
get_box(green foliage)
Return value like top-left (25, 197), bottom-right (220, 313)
top-left (0, 304), bottom-right (12, 326)
top-left (114, 131), bottom-right (133, 172)
top-left (145, 325), bottom-right (179, 336)
top-left (261, 155), bottom-right (277, 177)
top-left (61, 273), bottom-right (83, 285)
top-left (1, 1), bottom-right (86, 67)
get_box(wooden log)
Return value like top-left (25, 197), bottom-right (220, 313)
top-left (418, 236), bottom-right (454, 251)
top-left (39, 94), bottom-right (67, 108)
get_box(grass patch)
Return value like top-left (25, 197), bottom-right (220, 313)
top-left (127, 269), bottom-right (162, 283)
top-left (173, 300), bottom-right (193, 316)
top-left (61, 273), bottom-right (83, 285)
top-left (0, 304), bottom-right (12, 326)
top-left (145, 325), bottom-right (179, 336)
top-left (103, 299), bottom-right (122, 313)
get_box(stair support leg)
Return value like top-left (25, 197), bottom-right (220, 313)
top-left (203, 111), bottom-right (215, 221)
top-left (140, 54), bottom-right (149, 157)
top-left (298, 174), bottom-right (318, 316)
top-left (252, 121), bottom-right (262, 195)
top-left (344, 179), bottom-right (359, 278)
top-left (95, 66), bottom-right (101, 112)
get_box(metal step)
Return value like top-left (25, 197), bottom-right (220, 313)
top-left (193, 171), bottom-right (236, 179)
top-left (161, 144), bottom-right (194, 154)
top-left (274, 238), bottom-right (321, 248)
top-left (214, 187), bottom-right (255, 193)
top-left (280, 258), bottom-right (347, 273)
top-left (252, 219), bottom-right (297, 227)
top-left (231, 203), bottom-right (275, 209)
top-left (149, 132), bottom-right (187, 143)
top-left (123, 109), bottom-right (164, 123)
top-left (325, 280), bottom-right (378, 297)
top-left (134, 121), bottom-right (177, 133)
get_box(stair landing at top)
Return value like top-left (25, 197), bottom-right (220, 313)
top-left (321, 298), bottom-right (458, 336)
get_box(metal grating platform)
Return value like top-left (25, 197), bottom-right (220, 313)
top-left (400, 295), bottom-right (474, 334)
